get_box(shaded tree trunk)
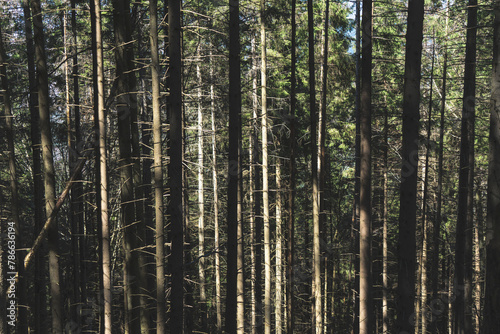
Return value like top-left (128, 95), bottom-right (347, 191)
top-left (22, 2), bottom-right (46, 332)
top-left (168, 0), bottom-right (184, 331)
top-left (287, 0), bottom-right (297, 331)
top-left (359, 0), bottom-right (373, 331)
top-left (31, 0), bottom-right (64, 332)
top-left (453, 0), bottom-right (477, 331)
top-left (225, 0), bottom-right (241, 331)
top-left (396, 0), bottom-right (424, 331)
top-left (483, 0), bottom-right (500, 331)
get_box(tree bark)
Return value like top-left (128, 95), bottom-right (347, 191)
top-left (359, 0), bottom-right (373, 331)
top-left (22, 2), bottom-right (46, 332)
top-left (453, 0), bottom-right (477, 330)
top-left (287, 0), bottom-right (296, 331)
top-left (168, 0), bottom-right (184, 331)
top-left (0, 22), bottom-right (26, 333)
top-left (92, 0), bottom-right (111, 332)
top-left (397, 0), bottom-right (424, 332)
top-left (483, 0), bottom-right (500, 331)
top-left (30, 0), bottom-right (64, 331)
top-left (149, 0), bottom-right (166, 332)
top-left (307, 0), bottom-right (322, 332)
top-left (226, 0), bottom-right (241, 331)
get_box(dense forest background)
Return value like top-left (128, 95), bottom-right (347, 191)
top-left (1, 0), bottom-right (500, 333)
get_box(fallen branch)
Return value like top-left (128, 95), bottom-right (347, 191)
top-left (24, 151), bottom-right (90, 269)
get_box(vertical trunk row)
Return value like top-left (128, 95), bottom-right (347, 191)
top-left (397, 0), bottom-right (424, 332)
top-left (30, 0), bottom-right (65, 332)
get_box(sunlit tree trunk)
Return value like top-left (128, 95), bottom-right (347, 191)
top-left (260, 0), bottom-right (272, 332)
top-left (276, 156), bottom-right (283, 334)
top-left (307, 0), bottom-right (322, 332)
top-left (91, 0), bottom-right (111, 332)
top-left (149, 0), bottom-right (166, 331)
top-left (210, 58), bottom-right (221, 330)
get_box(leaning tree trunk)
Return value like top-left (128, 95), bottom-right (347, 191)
top-left (30, 0), bottom-right (65, 332)
top-left (397, 0), bottom-right (424, 332)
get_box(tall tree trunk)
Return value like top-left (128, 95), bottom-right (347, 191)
top-left (210, 60), bottom-right (222, 331)
top-left (308, 0), bottom-right (322, 332)
top-left (226, 0), bottom-right (241, 331)
top-left (431, 7), bottom-right (448, 332)
top-left (112, 0), bottom-right (142, 332)
top-left (474, 189), bottom-right (482, 333)
top-left (23, 2), bottom-right (46, 332)
top-left (359, 0), bottom-right (373, 331)
top-left (129, 14), bottom-right (150, 333)
top-left (453, 0), bottom-right (476, 330)
top-left (249, 34), bottom-right (258, 334)
top-left (397, 0), bottom-right (424, 331)
top-left (149, 0), bottom-right (166, 332)
top-left (276, 156), bottom-right (283, 334)
top-left (353, 0), bottom-right (361, 331)
top-left (482, 0), bottom-right (500, 331)
top-left (31, 0), bottom-right (64, 331)
top-left (260, 0), bottom-right (272, 332)
top-left (419, 40), bottom-right (435, 334)
top-left (287, 0), bottom-right (296, 331)
top-left (196, 44), bottom-right (208, 331)
top-left (70, 1), bottom-right (85, 329)
top-left (168, 0), bottom-right (184, 331)
top-left (91, 0), bottom-right (112, 332)
top-left (382, 96), bottom-right (388, 334)
top-left (0, 23), bottom-right (26, 333)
